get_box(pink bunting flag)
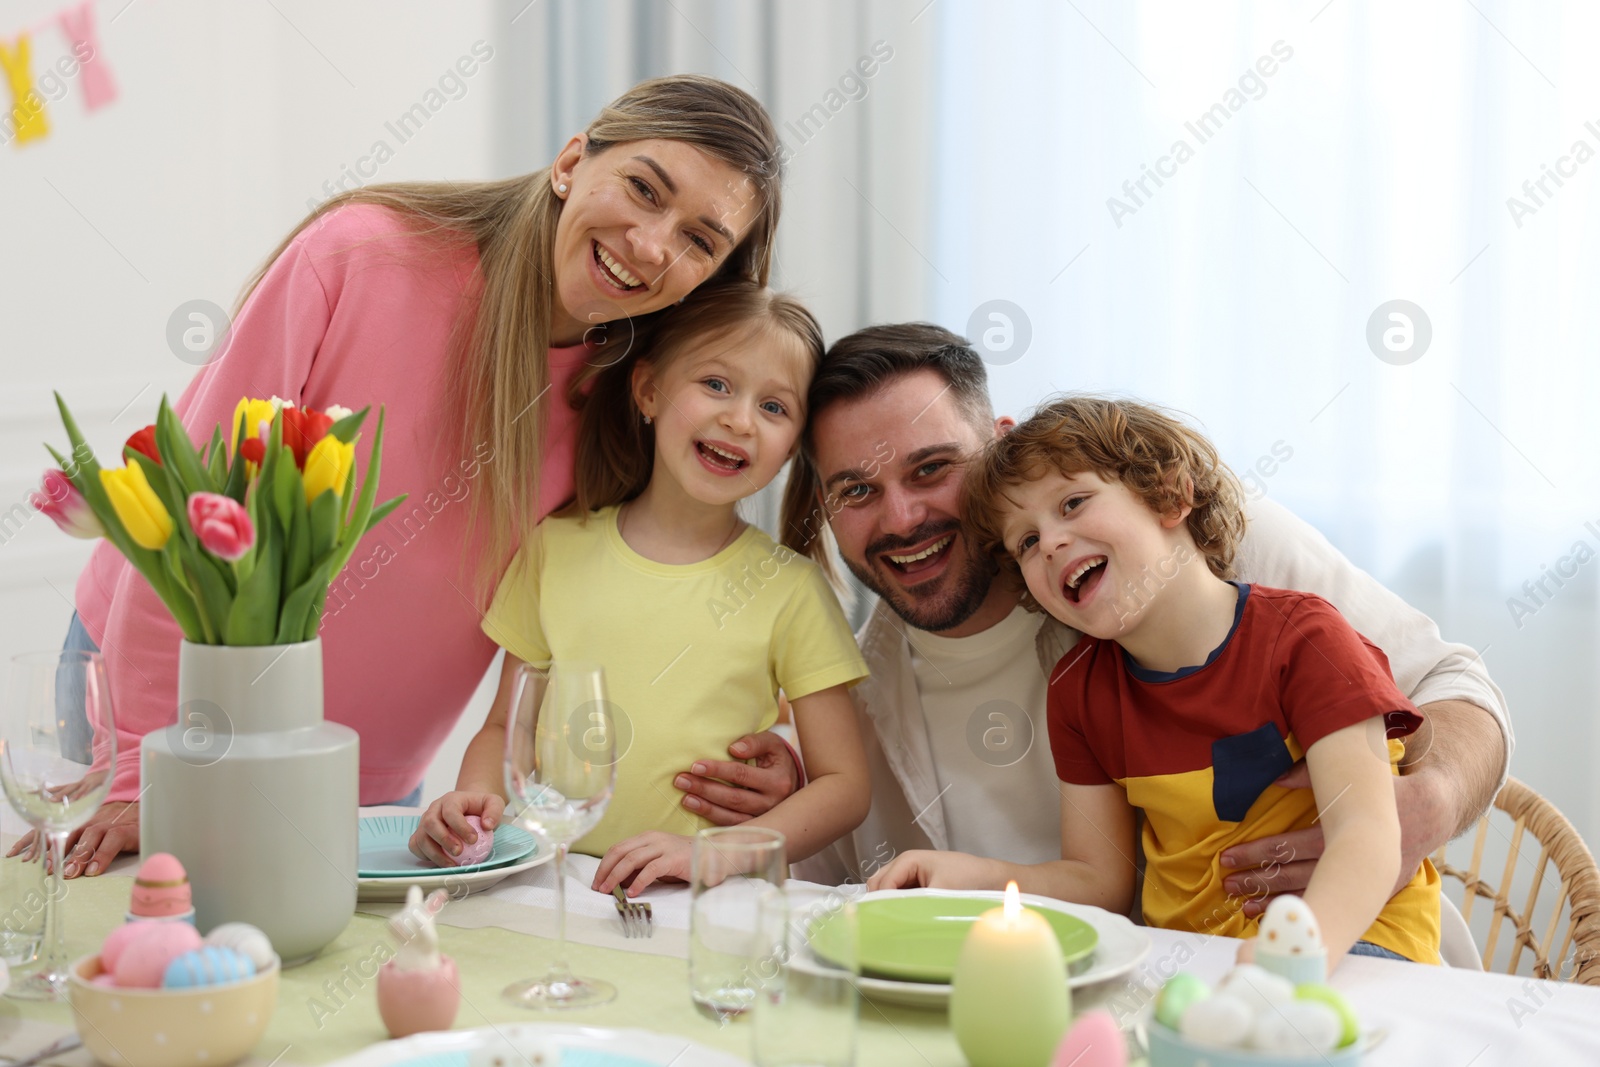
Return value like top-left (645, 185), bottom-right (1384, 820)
top-left (57, 1), bottom-right (117, 111)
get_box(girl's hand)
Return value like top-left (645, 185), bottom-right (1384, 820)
top-left (1236, 938), bottom-right (1257, 965)
top-left (866, 849), bottom-right (1006, 892)
top-left (409, 791), bottom-right (505, 867)
top-left (593, 831), bottom-right (693, 896)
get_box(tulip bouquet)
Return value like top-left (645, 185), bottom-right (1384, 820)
top-left (35, 394), bottom-right (406, 646)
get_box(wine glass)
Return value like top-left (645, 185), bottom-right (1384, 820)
top-left (2, 650), bottom-right (117, 1000)
top-left (502, 661), bottom-right (616, 1009)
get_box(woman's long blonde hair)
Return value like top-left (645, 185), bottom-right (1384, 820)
top-left (237, 75), bottom-right (783, 595)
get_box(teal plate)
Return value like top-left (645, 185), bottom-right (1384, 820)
top-left (358, 815), bottom-right (537, 877)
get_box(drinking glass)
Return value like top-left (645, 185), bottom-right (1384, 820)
top-left (752, 885), bottom-right (860, 1067)
top-left (502, 661), bottom-right (616, 1009)
top-left (689, 825), bottom-right (786, 1019)
top-left (1, 650), bottom-right (116, 1000)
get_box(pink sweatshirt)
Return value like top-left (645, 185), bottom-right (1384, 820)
top-left (75, 204), bottom-right (591, 804)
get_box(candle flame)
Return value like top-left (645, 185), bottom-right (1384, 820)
top-left (1003, 880), bottom-right (1021, 919)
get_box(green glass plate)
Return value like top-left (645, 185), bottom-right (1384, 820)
top-left (812, 895), bottom-right (1099, 984)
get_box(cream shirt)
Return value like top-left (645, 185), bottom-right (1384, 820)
top-left (912, 606), bottom-right (1062, 865)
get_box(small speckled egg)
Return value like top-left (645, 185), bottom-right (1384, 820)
top-left (1179, 992), bottom-right (1254, 1048)
top-left (204, 922), bottom-right (277, 970)
top-left (1258, 894), bottom-right (1323, 956)
top-left (1249, 1000), bottom-right (1342, 1055)
top-left (163, 945), bottom-right (256, 989)
top-left (1050, 1010), bottom-right (1126, 1067)
top-left (1220, 963), bottom-right (1297, 1014)
top-left (112, 922), bottom-right (203, 988)
top-left (1296, 983), bottom-right (1361, 1048)
top-left (1154, 972), bottom-right (1211, 1030)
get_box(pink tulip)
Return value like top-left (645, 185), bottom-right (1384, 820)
top-left (30, 470), bottom-right (104, 540)
top-left (186, 492), bottom-right (255, 561)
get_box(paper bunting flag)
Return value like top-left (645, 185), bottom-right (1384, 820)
top-left (0, 34), bottom-right (50, 145)
top-left (57, 1), bottom-right (117, 110)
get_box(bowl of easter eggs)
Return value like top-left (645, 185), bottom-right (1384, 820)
top-left (68, 855), bottom-right (281, 1067)
top-left (1147, 898), bottom-right (1365, 1066)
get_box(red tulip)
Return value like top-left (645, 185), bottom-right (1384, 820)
top-left (186, 492), bottom-right (255, 561)
top-left (281, 408), bottom-right (334, 469)
top-left (30, 469), bottom-right (104, 540)
top-left (239, 437), bottom-right (266, 466)
top-left (125, 425), bottom-right (161, 466)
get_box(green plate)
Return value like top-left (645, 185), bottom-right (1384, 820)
top-left (812, 895), bottom-right (1099, 984)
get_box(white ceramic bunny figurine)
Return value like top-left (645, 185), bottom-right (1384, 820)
top-left (389, 885), bottom-right (449, 972)
top-left (378, 883), bottom-right (460, 1037)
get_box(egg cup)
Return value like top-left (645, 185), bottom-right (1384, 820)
top-left (1255, 948), bottom-right (1327, 986)
top-left (125, 907), bottom-right (198, 926)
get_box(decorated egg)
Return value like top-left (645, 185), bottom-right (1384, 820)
top-left (205, 922), bottom-right (277, 970)
top-left (455, 815), bottom-right (494, 866)
top-left (112, 922), bottom-right (203, 988)
top-left (1179, 992), bottom-right (1253, 1048)
top-left (1249, 1000), bottom-right (1342, 1054)
top-left (163, 945), bottom-right (257, 989)
top-left (99, 922), bottom-right (147, 971)
top-left (1258, 895), bottom-right (1323, 956)
top-left (1219, 962), bottom-right (1296, 1014)
top-left (1154, 972), bottom-right (1210, 1030)
top-left (129, 852), bottom-right (192, 919)
top-left (1296, 983), bottom-right (1361, 1048)
top-left (1050, 1010), bottom-right (1126, 1067)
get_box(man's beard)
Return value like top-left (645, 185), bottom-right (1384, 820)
top-left (843, 521), bottom-right (999, 633)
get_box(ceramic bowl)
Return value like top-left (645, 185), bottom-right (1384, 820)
top-left (1147, 1020), bottom-right (1361, 1067)
top-left (68, 953), bottom-right (278, 1067)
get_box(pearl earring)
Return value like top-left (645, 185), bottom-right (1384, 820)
top-left (557, 183), bottom-right (568, 194)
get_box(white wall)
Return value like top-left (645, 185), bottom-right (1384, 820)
top-left (1, 0), bottom-right (503, 796)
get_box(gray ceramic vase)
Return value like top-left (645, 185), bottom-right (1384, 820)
top-left (141, 638), bottom-right (358, 965)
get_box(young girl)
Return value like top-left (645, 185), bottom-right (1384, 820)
top-left (411, 280), bottom-right (871, 895)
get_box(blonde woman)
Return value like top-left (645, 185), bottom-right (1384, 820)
top-left (21, 75), bottom-right (793, 876)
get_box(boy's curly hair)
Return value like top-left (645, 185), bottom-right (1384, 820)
top-left (962, 395), bottom-right (1247, 589)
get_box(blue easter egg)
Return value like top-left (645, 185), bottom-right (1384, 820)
top-left (162, 945), bottom-right (257, 989)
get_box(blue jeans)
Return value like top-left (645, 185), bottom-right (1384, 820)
top-left (1350, 940), bottom-right (1411, 962)
top-left (62, 613), bottom-right (424, 807)
top-left (59, 612), bottom-right (100, 764)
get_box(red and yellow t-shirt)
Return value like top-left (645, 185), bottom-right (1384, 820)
top-left (1048, 583), bottom-right (1441, 964)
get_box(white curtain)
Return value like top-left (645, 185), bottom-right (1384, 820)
top-left (922, 1), bottom-right (1600, 845)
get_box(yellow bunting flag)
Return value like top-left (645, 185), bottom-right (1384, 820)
top-left (0, 34), bottom-right (50, 146)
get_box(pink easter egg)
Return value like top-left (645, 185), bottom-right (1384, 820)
top-left (1051, 1011), bottom-right (1127, 1067)
top-left (455, 816), bottom-right (494, 866)
top-left (130, 852), bottom-right (192, 918)
top-left (100, 922), bottom-right (146, 971)
top-left (91, 973), bottom-right (118, 987)
top-left (112, 922), bottom-right (203, 988)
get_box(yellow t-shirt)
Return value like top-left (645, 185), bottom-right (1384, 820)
top-left (482, 505), bottom-right (868, 855)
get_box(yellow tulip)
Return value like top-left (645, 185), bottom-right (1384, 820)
top-left (303, 436), bottom-right (355, 502)
top-left (99, 464), bottom-right (173, 550)
top-left (230, 397), bottom-right (278, 456)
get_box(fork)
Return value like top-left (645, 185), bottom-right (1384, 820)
top-left (611, 885), bottom-right (653, 938)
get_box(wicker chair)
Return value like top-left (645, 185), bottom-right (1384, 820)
top-left (1432, 776), bottom-right (1600, 984)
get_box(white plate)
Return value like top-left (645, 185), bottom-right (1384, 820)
top-left (852, 888), bottom-right (1152, 1011)
top-left (357, 849), bottom-right (554, 902)
top-left (326, 1022), bottom-right (750, 1067)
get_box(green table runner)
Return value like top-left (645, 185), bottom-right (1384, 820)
top-left (0, 874), bottom-right (967, 1067)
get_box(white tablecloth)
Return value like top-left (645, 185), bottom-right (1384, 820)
top-left (358, 808), bottom-right (1600, 1063)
